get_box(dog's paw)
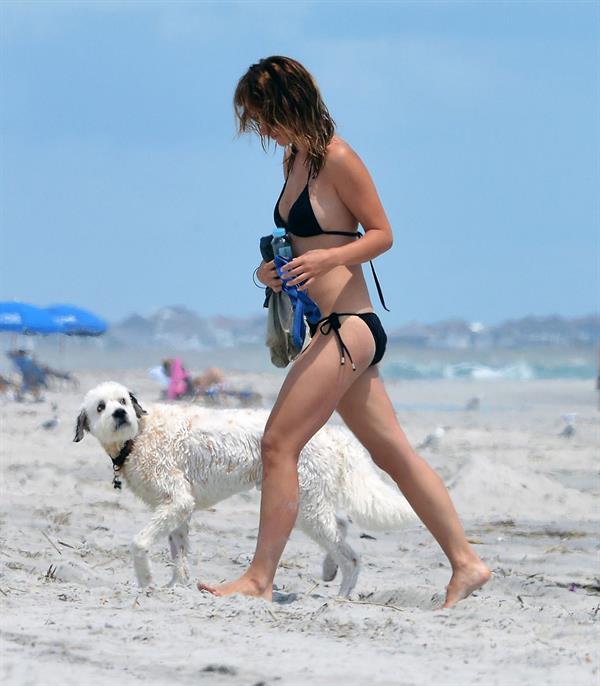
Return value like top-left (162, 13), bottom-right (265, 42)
top-left (133, 563), bottom-right (153, 588)
top-left (132, 540), bottom-right (153, 587)
top-left (322, 553), bottom-right (338, 582)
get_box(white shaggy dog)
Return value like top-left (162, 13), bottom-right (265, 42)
top-left (74, 381), bottom-right (415, 596)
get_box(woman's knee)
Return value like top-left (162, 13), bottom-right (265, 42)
top-left (260, 430), bottom-right (299, 470)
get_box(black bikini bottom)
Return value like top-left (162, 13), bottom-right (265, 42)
top-left (308, 311), bottom-right (388, 370)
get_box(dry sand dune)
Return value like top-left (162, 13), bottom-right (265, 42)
top-left (1, 373), bottom-right (598, 685)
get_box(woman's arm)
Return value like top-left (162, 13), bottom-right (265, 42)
top-left (282, 142), bottom-right (393, 289)
top-left (327, 143), bottom-right (393, 264)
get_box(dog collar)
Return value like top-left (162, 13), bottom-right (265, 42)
top-left (111, 439), bottom-right (134, 490)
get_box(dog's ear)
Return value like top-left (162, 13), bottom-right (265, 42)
top-left (73, 409), bottom-right (89, 442)
top-left (129, 392), bottom-right (147, 418)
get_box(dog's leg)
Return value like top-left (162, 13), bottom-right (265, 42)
top-left (132, 493), bottom-right (194, 588)
top-left (166, 517), bottom-right (191, 587)
top-left (322, 552), bottom-right (338, 583)
top-left (298, 509), bottom-right (360, 598)
top-left (321, 516), bottom-right (349, 582)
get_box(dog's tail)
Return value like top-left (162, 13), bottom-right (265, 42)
top-left (339, 446), bottom-right (416, 530)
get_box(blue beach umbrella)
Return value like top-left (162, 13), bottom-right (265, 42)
top-left (0, 301), bottom-right (62, 334)
top-left (45, 304), bottom-right (108, 336)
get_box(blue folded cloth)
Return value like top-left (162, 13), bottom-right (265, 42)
top-left (274, 256), bottom-right (322, 350)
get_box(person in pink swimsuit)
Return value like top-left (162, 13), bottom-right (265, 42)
top-left (167, 358), bottom-right (190, 401)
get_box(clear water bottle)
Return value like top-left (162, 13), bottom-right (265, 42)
top-left (271, 228), bottom-right (293, 260)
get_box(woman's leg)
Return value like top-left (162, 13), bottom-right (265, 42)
top-left (198, 317), bottom-right (376, 599)
top-left (336, 366), bottom-right (491, 608)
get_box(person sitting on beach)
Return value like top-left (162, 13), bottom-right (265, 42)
top-left (190, 366), bottom-right (224, 396)
top-left (162, 357), bottom-right (193, 400)
top-left (152, 359), bottom-right (225, 401)
top-left (198, 56), bottom-right (490, 607)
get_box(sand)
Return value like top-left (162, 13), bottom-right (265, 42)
top-left (1, 371), bottom-right (598, 686)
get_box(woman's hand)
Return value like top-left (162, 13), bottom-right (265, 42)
top-left (280, 249), bottom-right (339, 291)
top-left (257, 260), bottom-right (282, 293)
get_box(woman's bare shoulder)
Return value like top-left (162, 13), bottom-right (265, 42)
top-left (325, 137), bottom-right (368, 178)
top-left (327, 136), bottom-right (358, 161)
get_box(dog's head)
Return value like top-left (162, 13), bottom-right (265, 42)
top-left (74, 381), bottom-right (147, 446)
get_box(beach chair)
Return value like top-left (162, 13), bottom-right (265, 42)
top-left (42, 365), bottom-right (79, 391)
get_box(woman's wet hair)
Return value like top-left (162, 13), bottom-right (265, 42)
top-left (234, 56), bottom-right (335, 178)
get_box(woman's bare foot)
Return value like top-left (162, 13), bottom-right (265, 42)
top-left (197, 574), bottom-right (272, 601)
top-left (442, 560), bottom-right (491, 609)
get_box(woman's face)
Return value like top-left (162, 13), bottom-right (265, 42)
top-left (257, 119), bottom-right (293, 147)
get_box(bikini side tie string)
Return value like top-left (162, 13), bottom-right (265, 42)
top-left (317, 313), bottom-right (357, 371)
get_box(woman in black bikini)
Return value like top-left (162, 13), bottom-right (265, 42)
top-left (199, 56), bottom-right (490, 607)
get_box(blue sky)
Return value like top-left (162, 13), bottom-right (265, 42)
top-left (0, 0), bottom-right (598, 328)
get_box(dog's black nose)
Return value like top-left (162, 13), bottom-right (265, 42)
top-left (113, 408), bottom-right (127, 419)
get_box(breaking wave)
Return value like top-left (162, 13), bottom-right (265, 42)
top-left (382, 359), bottom-right (595, 381)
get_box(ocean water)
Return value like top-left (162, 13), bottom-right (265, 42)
top-left (381, 346), bottom-right (597, 381)
top-left (0, 337), bottom-right (596, 381)
top-left (382, 358), bottom-right (595, 381)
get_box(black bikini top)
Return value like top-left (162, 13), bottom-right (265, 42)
top-left (274, 169), bottom-right (389, 311)
top-left (274, 176), bottom-right (359, 240)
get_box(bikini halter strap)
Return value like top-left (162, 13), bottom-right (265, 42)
top-left (355, 232), bottom-right (390, 312)
top-left (369, 259), bottom-right (389, 312)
